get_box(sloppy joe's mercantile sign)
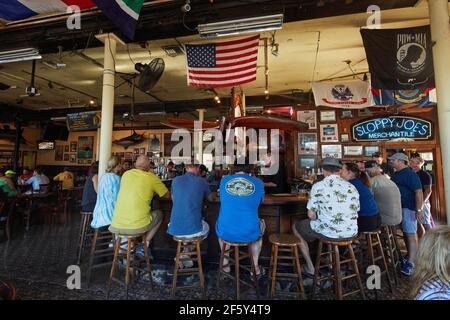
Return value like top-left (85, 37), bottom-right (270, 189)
top-left (352, 116), bottom-right (432, 141)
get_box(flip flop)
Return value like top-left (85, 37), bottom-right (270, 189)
top-left (301, 265), bottom-right (315, 279)
top-left (250, 265), bottom-right (266, 279)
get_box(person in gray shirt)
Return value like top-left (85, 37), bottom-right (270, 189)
top-left (365, 161), bottom-right (402, 226)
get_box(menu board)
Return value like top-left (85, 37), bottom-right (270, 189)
top-left (67, 112), bottom-right (100, 131)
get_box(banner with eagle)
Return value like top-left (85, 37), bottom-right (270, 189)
top-left (312, 80), bottom-right (375, 109)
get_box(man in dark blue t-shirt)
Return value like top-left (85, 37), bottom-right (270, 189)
top-left (389, 153), bottom-right (424, 276)
top-left (216, 164), bottom-right (265, 277)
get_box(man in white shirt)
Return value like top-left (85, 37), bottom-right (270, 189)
top-left (292, 157), bottom-right (359, 277)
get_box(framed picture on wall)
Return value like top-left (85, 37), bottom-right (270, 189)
top-left (77, 136), bottom-right (94, 159)
top-left (365, 146), bottom-right (380, 157)
top-left (55, 145), bottom-right (63, 161)
top-left (70, 154), bottom-right (76, 163)
top-left (70, 141), bottom-right (77, 152)
top-left (298, 133), bottom-right (318, 155)
top-left (321, 144), bottom-right (342, 159)
top-left (340, 109), bottom-right (353, 119)
top-left (343, 145), bottom-right (363, 156)
top-left (320, 124), bottom-right (339, 142)
top-left (148, 134), bottom-right (161, 152)
top-left (299, 156), bottom-right (316, 168)
top-left (320, 110), bottom-right (336, 122)
top-left (63, 154), bottom-right (69, 161)
top-left (133, 148), bottom-right (140, 155)
top-left (297, 110), bottom-right (317, 130)
top-left (139, 148), bottom-right (146, 155)
top-left (341, 134), bottom-right (350, 143)
top-left (64, 145), bottom-right (69, 153)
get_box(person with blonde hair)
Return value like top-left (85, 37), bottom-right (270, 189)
top-left (91, 156), bottom-right (123, 229)
top-left (411, 226), bottom-right (450, 300)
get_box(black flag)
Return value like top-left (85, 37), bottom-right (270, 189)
top-left (361, 26), bottom-right (435, 90)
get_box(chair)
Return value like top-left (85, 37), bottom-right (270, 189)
top-left (311, 237), bottom-right (366, 300)
top-left (107, 233), bottom-right (154, 299)
top-left (216, 238), bottom-right (261, 300)
top-left (267, 234), bottom-right (305, 299)
top-left (171, 235), bottom-right (207, 298)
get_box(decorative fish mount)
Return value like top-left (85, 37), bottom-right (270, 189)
top-left (112, 130), bottom-right (145, 149)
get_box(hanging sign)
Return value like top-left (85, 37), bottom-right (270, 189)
top-left (352, 116), bottom-right (432, 141)
top-left (66, 112), bottom-right (101, 131)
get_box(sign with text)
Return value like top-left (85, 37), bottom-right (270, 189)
top-left (352, 116), bottom-right (432, 141)
top-left (66, 112), bottom-right (100, 131)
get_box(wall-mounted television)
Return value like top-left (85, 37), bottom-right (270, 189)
top-left (38, 141), bottom-right (55, 150)
top-left (42, 123), bottom-right (69, 141)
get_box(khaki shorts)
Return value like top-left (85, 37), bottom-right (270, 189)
top-left (109, 210), bottom-right (163, 236)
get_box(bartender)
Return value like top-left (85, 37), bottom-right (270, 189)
top-left (260, 152), bottom-right (288, 194)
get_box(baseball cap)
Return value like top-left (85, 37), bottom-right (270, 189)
top-left (388, 153), bottom-right (409, 162)
top-left (364, 160), bottom-right (379, 169)
top-left (371, 152), bottom-right (382, 158)
top-left (5, 170), bottom-right (16, 175)
top-left (320, 157), bottom-right (342, 169)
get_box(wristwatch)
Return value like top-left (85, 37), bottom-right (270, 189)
top-left (416, 209), bottom-right (423, 214)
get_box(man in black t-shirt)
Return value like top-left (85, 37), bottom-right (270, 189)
top-left (372, 152), bottom-right (394, 177)
top-left (410, 155), bottom-right (433, 238)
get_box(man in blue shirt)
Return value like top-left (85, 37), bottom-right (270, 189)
top-left (389, 153), bottom-right (424, 276)
top-left (168, 164), bottom-right (212, 267)
top-left (216, 164), bottom-right (265, 277)
top-left (25, 169), bottom-right (50, 193)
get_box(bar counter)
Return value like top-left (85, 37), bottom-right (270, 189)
top-left (151, 192), bottom-right (308, 263)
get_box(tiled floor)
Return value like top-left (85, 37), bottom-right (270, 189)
top-left (0, 211), bottom-right (413, 300)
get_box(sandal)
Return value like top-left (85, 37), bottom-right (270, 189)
top-left (221, 262), bottom-right (231, 273)
top-left (250, 265), bottom-right (266, 279)
top-left (301, 265), bottom-right (315, 279)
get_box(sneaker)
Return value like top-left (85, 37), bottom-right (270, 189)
top-left (400, 255), bottom-right (409, 267)
top-left (180, 255), bottom-right (194, 268)
top-left (400, 260), bottom-right (415, 276)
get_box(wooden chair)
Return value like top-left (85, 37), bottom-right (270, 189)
top-left (267, 234), bottom-right (305, 299)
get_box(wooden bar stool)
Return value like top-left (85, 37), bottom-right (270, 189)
top-left (311, 237), bottom-right (366, 300)
top-left (106, 233), bottom-right (153, 299)
top-left (86, 227), bottom-right (114, 286)
top-left (171, 235), bottom-right (206, 298)
top-left (216, 238), bottom-right (261, 300)
top-left (359, 230), bottom-right (394, 299)
top-left (381, 225), bottom-right (400, 287)
top-left (267, 234), bottom-right (305, 299)
top-left (76, 211), bottom-right (92, 264)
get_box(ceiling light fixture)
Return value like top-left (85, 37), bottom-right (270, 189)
top-left (0, 48), bottom-right (42, 64)
top-left (198, 14), bottom-right (284, 38)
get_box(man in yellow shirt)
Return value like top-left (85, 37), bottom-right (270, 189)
top-left (53, 167), bottom-right (74, 189)
top-left (110, 155), bottom-right (168, 248)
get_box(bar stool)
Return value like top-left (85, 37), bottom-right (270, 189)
top-left (76, 211), bottom-right (92, 265)
top-left (267, 234), bottom-right (305, 299)
top-left (381, 225), bottom-right (400, 287)
top-left (216, 238), bottom-right (261, 300)
top-left (86, 227), bottom-right (114, 286)
top-left (359, 230), bottom-right (394, 299)
top-left (171, 235), bottom-right (206, 298)
top-left (311, 237), bottom-right (366, 300)
top-left (106, 233), bottom-right (153, 299)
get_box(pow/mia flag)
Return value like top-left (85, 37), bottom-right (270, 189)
top-left (312, 80), bottom-right (374, 109)
top-left (361, 26), bottom-right (435, 90)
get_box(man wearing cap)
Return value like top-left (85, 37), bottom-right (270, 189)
top-left (365, 161), bottom-right (402, 226)
top-left (292, 157), bottom-right (359, 278)
top-left (389, 153), bottom-right (424, 276)
top-left (372, 152), bottom-right (394, 177)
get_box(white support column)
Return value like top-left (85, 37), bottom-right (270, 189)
top-left (96, 127), bottom-right (101, 161)
top-left (429, 0), bottom-right (450, 225)
top-left (95, 33), bottom-right (125, 177)
top-left (197, 108), bottom-right (206, 164)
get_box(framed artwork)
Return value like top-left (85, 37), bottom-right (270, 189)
top-left (297, 110), bottom-right (317, 130)
top-left (140, 148), bottom-right (146, 155)
top-left (344, 145), bottom-right (363, 156)
top-left (70, 141), bottom-right (77, 152)
top-left (365, 146), bottom-right (380, 157)
top-left (55, 145), bottom-right (63, 161)
top-left (320, 110), bottom-right (336, 122)
top-left (320, 124), bottom-right (339, 142)
top-left (63, 154), bottom-right (69, 161)
top-left (148, 134), bottom-right (161, 152)
top-left (341, 134), bottom-right (350, 143)
top-left (298, 133), bottom-right (318, 155)
top-left (70, 154), bottom-right (76, 163)
top-left (64, 145), bottom-right (69, 153)
top-left (358, 108), bottom-right (372, 117)
top-left (299, 156), bottom-right (316, 168)
top-left (77, 136), bottom-right (94, 159)
top-left (321, 144), bottom-right (342, 159)
top-left (133, 148), bottom-right (140, 155)
top-left (340, 109), bottom-right (353, 119)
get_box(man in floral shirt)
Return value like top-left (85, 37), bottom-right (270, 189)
top-left (292, 157), bottom-right (359, 278)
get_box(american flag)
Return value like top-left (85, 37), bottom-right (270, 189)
top-left (186, 35), bottom-right (260, 88)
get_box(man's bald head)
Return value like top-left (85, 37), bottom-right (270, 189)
top-left (135, 155), bottom-right (151, 171)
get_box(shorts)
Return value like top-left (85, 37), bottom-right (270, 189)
top-left (357, 214), bottom-right (381, 232)
top-left (293, 219), bottom-right (323, 242)
top-left (109, 210), bottom-right (163, 236)
top-left (172, 220), bottom-right (210, 239)
top-left (419, 201), bottom-right (431, 225)
top-left (402, 208), bottom-right (417, 234)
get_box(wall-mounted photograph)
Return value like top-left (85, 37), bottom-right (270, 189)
top-left (297, 110), bottom-right (317, 130)
top-left (365, 146), bottom-right (380, 157)
top-left (343, 145), bottom-right (363, 156)
top-left (77, 136), bottom-right (94, 159)
top-left (320, 110), bottom-right (336, 122)
top-left (298, 133), bottom-right (318, 155)
top-left (299, 156), bottom-right (317, 168)
top-left (321, 144), bottom-right (342, 159)
top-left (320, 124), bottom-right (339, 142)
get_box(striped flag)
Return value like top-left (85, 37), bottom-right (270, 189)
top-left (92, 0), bottom-right (144, 39)
top-left (186, 35), bottom-right (260, 88)
top-left (0, 0), bottom-right (144, 39)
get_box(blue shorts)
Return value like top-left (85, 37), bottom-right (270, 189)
top-left (402, 208), bottom-right (417, 234)
top-left (419, 202), bottom-right (431, 225)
